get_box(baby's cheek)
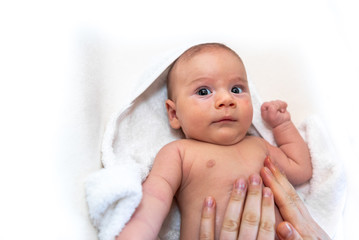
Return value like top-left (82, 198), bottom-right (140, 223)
top-left (241, 99), bottom-right (253, 110)
top-left (241, 98), bottom-right (254, 121)
top-left (243, 96), bottom-right (252, 105)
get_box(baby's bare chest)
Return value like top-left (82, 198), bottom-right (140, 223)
top-left (175, 139), bottom-right (268, 239)
top-left (177, 138), bottom-right (268, 202)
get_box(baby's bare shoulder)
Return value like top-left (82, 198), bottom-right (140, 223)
top-left (164, 138), bottom-right (207, 150)
top-left (159, 140), bottom-right (183, 153)
top-left (161, 139), bottom-right (194, 150)
top-left (158, 139), bottom-right (196, 157)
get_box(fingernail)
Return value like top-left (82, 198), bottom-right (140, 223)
top-left (234, 178), bottom-right (247, 192)
top-left (205, 196), bottom-right (214, 208)
top-left (278, 222), bottom-right (293, 238)
top-left (250, 174), bottom-right (261, 185)
top-left (263, 187), bottom-right (272, 197)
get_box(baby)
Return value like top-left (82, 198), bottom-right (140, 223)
top-left (116, 43), bottom-right (312, 239)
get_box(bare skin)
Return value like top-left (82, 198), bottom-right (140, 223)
top-left (176, 137), bottom-right (270, 239)
top-left (199, 157), bottom-right (330, 240)
top-left (200, 173), bottom-right (276, 240)
top-left (116, 45), bottom-right (312, 240)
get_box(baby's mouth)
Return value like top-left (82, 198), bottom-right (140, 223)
top-left (213, 117), bottom-right (236, 123)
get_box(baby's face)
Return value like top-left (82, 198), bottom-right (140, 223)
top-left (167, 48), bottom-right (253, 145)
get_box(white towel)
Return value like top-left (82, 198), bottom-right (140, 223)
top-left (85, 42), bottom-right (346, 240)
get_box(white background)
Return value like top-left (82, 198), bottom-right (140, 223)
top-left (0, 0), bottom-right (358, 239)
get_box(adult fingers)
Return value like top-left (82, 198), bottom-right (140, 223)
top-left (260, 157), bottom-right (310, 223)
top-left (276, 222), bottom-right (303, 240)
top-left (199, 196), bottom-right (216, 240)
top-left (219, 178), bottom-right (247, 239)
top-left (262, 156), bottom-right (297, 197)
top-left (237, 174), bottom-right (262, 240)
top-left (262, 157), bottom-right (330, 239)
top-left (257, 187), bottom-right (276, 240)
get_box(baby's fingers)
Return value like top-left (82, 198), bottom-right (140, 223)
top-left (276, 100), bottom-right (288, 113)
top-left (262, 101), bottom-right (287, 113)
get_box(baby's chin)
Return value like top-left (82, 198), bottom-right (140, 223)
top-left (209, 138), bottom-right (245, 146)
top-left (195, 133), bottom-right (247, 146)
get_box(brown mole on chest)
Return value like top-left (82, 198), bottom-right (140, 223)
top-left (206, 159), bottom-right (216, 168)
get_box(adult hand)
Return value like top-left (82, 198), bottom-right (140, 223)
top-left (260, 157), bottom-right (330, 240)
top-left (200, 174), bottom-right (276, 240)
top-left (199, 157), bottom-right (330, 240)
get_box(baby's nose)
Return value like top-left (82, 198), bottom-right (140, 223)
top-left (215, 92), bottom-right (236, 109)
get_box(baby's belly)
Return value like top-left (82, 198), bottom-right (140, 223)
top-left (177, 164), bottom-right (262, 239)
top-left (178, 189), bottom-right (234, 240)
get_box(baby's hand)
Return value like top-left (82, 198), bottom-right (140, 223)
top-left (261, 100), bottom-right (291, 128)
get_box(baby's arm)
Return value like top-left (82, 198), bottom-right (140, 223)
top-left (116, 142), bottom-right (182, 240)
top-left (261, 100), bottom-right (312, 185)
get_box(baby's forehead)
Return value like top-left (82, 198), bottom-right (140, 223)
top-left (177, 45), bottom-right (241, 65)
top-left (170, 47), bottom-right (241, 78)
top-left (167, 44), bottom-right (243, 99)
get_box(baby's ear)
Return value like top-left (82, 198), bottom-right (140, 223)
top-left (165, 99), bottom-right (181, 129)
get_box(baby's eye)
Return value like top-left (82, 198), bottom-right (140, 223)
top-left (197, 88), bottom-right (212, 96)
top-left (231, 86), bottom-right (243, 94)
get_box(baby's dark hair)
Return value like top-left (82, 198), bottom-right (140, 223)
top-left (167, 43), bottom-right (242, 100)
